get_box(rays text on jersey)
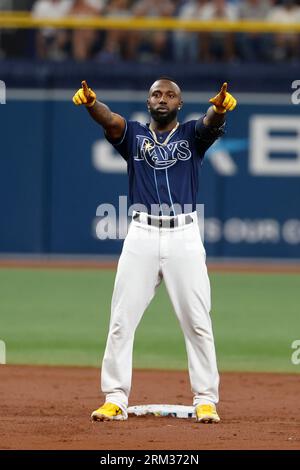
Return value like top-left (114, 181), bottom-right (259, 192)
top-left (134, 136), bottom-right (192, 169)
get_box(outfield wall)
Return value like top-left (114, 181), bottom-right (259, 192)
top-left (1, 88), bottom-right (300, 258)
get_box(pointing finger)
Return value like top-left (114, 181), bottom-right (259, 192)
top-left (81, 80), bottom-right (90, 97)
top-left (220, 82), bottom-right (227, 97)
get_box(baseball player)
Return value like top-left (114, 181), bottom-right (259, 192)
top-left (73, 78), bottom-right (237, 423)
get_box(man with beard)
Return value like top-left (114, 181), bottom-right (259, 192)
top-left (73, 77), bottom-right (237, 423)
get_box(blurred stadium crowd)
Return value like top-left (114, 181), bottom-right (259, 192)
top-left (1, 0), bottom-right (300, 63)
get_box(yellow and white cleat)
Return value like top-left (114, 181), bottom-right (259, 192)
top-left (195, 404), bottom-right (220, 424)
top-left (91, 402), bottom-right (127, 422)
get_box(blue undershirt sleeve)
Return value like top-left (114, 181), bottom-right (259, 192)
top-left (195, 115), bottom-right (226, 143)
top-left (104, 119), bottom-right (130, 161)
top-left (193, 115), bottom-right (226, 157)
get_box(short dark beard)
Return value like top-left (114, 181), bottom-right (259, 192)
top-left (149, 107), bottom-right (178, 127)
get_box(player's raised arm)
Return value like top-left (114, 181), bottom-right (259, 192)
top-left (203, 82), bottom-right (237, 127)
top-left (72, 80), bottom-right (126, 141)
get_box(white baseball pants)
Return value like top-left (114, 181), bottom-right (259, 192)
top-left (101, 211), bottom-right (219, 414)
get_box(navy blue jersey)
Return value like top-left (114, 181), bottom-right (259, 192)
top-left (106, 116), bottom-right (224, 215)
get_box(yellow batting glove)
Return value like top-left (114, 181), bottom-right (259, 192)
top-left (72, 80), bottom-right (96, 108)
top-left (209, 82), bottom-right (237, 114)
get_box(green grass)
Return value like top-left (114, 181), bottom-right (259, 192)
top-left (0, 268), bottom-right (299, 373)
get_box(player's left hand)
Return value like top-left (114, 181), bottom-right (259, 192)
top-left (72, 80), bottom-right (97, 108)
top-left (209, 83), bottom-right (237, 114)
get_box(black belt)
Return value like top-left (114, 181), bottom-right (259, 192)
top-left (133, 212), bottom-right (193, 229)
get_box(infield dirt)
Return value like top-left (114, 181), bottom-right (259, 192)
top-left (0, 365), bottom-right (299, 450)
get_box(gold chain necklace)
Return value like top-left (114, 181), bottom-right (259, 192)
top-left (149, 122), bottom-right (179, 146)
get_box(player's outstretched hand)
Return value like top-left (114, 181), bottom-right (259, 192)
top-left (209, 83), bottom-right (237, 114)
top-left (72, 80), bottom-right (97, 107)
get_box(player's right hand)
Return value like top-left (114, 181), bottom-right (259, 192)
top-left (72, 80), bottom-right (96, 108)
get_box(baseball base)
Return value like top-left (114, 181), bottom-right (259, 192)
top-left (127, 404), bottom-right (196, 419)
